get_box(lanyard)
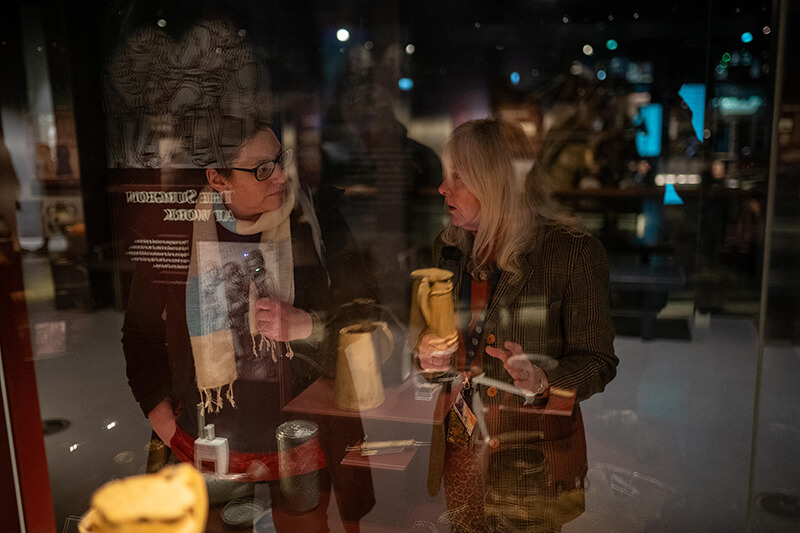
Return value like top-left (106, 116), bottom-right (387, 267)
top-left (458, 269), bottom-right (501, 372)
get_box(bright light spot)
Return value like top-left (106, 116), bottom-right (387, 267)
top-left (722, 52), bottom-right (732, 62)
top-left (608, 15), bottom-right (614, 21)
top-left (597, 70), bottom-right (607, 80)
top-left (636, 214), bottom-right (646, 238)
top-left (106, 421), bottom-right (117, 430)
top-left (157, 19), bottom-right (167, 28)
top-left (703, 129), bottom-right (711, 139)
top-left (741, 32), bottom-right (753, 43)
top-left (405, 44), bottom-right (415, 55)
top-left (633, 12), bottom-right (640, 19)
top-left (364, 41), bottom-right (374, 50)
top-left (398, 78), bottom-right (414, 91)
top-left (654, 175), bottom-right (666, 186)
top-left (510, 71), bottom-right (520, 85)
top-left (570, 61), bottom-right (583, 75)
top-left (336, 28), bottom-right (350, 42)
top-left (676, 174), bottom-right (687, 184)
top-left (763, 26), bottom-right (771, 35)
top-left (69, 444), bottom-right (79, 452)
top-left (562, 15), bottom-right (570, 24)
top-left (582, 44), bottom-right (594, 56)
top-left (606, 39), bottom-right (618, 51)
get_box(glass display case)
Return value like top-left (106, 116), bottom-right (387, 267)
top-left (1, 1), bottom-right (799, 531)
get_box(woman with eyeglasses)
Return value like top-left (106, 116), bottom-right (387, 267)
top-left (122, 124), bottom-right (377, 527)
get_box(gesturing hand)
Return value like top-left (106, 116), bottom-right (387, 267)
top-left (485, 341), bottom-right (549, 395)
top-left (255, 297), bottom-right (313, 342)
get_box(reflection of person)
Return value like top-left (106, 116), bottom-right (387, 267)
top-left (322, 81), bottom-right (443, 317)
top-left (122, 125), bottom-right (377, 524)
top-left (0, 126), bottom-right (21, 253)
top-left (418, 119), bottom-right (618, 532)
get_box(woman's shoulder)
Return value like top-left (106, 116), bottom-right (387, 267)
top-left (535, 224), bottom-right (606, 263)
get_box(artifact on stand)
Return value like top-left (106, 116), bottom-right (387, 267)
top-left (346, 438), bottom-right (431, 456)
top-left (194, 403), bottom-right (230, 475)
top-left (408, 268), bottom-right (459, 381)
top-left (276, 420), bottom-right (321, 514)
top-left (334, 321), bottom-right (394, 410)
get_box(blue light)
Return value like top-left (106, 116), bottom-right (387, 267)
top-left (510, 71), bottom-right (520, 85)
top-left (741, 32), bottom-right (753, 43)
top-left (398, 77), bottom-right (414, 91)
top-left (664, 184), bottom-right (684, 205)
top-left (606, 39), bottom-right (618, 50)
top-left (678, 84), bottom-right (706, 142)
top-left (597, 70), bottom-right (607, 81)
top-left (633, 103), bottom-right (663, 157)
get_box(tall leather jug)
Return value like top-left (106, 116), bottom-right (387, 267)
top-left (408, 268), bottom-right (458, 374)
top-left (334, 322), bottom-right (394, 411)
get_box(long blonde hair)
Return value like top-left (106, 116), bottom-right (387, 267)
top-left (442, 119), bottom-right (581, 279)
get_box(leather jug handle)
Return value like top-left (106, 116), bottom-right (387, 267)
top-left (417, 277), bottom-right (432, 327)
top-left (374, 321), bottom-right (395, 364)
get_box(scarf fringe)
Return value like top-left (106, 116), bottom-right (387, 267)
top-left (200, 381), bottom-right (237, 414)
top-left (252, 334), bottom-right (283, 362)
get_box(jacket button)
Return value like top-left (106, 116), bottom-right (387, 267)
top-left (486, 333), bottom-right (496, 344)
top-left (487, 387), bottom-right (498, 397)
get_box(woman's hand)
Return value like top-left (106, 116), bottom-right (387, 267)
top-left (148, 399), bottom-right (177, 446)
top-left (255, 297), bottom-right (313, 342)
top-left (485, 341), bottom-right (549, 395)
top-left (417, 333), bottom-right (457, 373)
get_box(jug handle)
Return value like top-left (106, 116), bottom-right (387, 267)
top-left (374, 321), bottom-right (395, 364)
top-left (417, 278), bottom-right (432, 326)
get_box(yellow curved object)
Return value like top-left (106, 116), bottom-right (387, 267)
top-left (78, 463), bottom-right (208, 533)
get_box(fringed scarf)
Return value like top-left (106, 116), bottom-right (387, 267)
top-left (185, 185), bottom-right (296, 414)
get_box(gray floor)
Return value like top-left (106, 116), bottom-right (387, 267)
top-left (18, 251), bottom-right (800, 532)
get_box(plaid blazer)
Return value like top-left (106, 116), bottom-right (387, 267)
top-left (427, 225), bottom-right (618, 529)
top-left (434, 224), bottom-right (617, 402)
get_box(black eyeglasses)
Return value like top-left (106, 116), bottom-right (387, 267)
top-left (231, 149), bottom-right (293, 182)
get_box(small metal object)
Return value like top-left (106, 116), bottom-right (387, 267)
top-left (276, 421), bottom-right (320, 514)
top-left (346, 439), bottom-right (431, 456)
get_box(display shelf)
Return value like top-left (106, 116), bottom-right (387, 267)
top-left (283, 377), bottom-right (451, 425)
top-left (340, 445), bottom-right (419, 471)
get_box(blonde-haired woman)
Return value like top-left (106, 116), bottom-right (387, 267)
top-left (419, 119), bottom-right (618, 532)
